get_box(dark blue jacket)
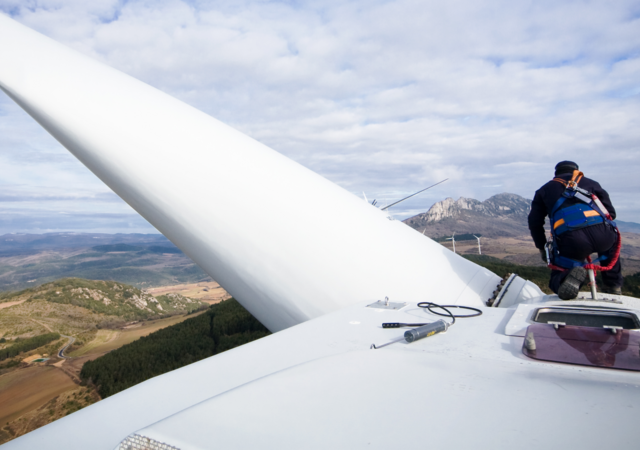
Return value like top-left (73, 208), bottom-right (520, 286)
top-left (528, 173), bottom-right (616, 250)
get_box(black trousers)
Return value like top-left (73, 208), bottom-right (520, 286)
top-left (549, 223), bottom-right (623, 294)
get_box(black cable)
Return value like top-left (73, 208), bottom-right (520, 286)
top-left (417, 302), bottom-right (456, 325)
top-left (417, 302), bottom-right (482, 326)
top-left (382, 302), bottom-right (482, 329)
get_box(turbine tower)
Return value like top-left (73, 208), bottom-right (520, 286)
top-left (473, 235), bottom-right (482, 255)
top-left (446, 232), bottom-right (456, 253)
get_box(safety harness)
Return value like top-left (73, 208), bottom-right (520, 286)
top-left (546, 170), bottom-right (621, 272)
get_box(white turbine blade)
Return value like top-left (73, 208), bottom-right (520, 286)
top-left (0, 15), bottom-right (501, 334)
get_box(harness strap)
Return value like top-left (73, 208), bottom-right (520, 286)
top-left (549, 253), bottom-right (607, 271)
top-left (568, 169), bottom-right (583, 187)
top-left (549, 195), bottom-right (567, 218)
top-left (552, 209), bottom-right (601, 230)
top-left (551, 170), bottom-right (583, 189)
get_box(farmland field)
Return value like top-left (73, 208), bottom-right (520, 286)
top-left (68, 311), bottom-right (208, 357)
top-left (0, 366), bottom-right (76, 425)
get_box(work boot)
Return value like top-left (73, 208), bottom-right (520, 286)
top-left (601, 285), bottom-right (622, 295)
top-left (558, 267), bottom-right (587, 300)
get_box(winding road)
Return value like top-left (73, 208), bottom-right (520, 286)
top-left (57, 335), bottom-right (75, 359)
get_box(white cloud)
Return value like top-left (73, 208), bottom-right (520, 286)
top-left (1, 0), bottom-right (639, 232)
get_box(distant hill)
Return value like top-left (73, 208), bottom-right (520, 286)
top-left (92, 244), bottom-right (144, 252)
top-left (0, 233), bottom-right (207, 292)
top-left (0, 278), bottom-right (207, 339)
top-left (92, 243), bottom-right (183, 254)
top-left (404, 193), bottom-right (640, 239)
top-left (0, 232), bottom-right (178, 256)
top-left (617, 221), bottom-right (640, 233)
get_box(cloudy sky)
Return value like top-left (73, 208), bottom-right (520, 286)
top-left (1, 0), bottom-right (639, 234)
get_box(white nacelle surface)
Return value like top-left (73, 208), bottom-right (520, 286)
top-left (3, 298), bottom-right (640, 450)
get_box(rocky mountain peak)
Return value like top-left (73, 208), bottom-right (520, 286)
top-left (421, 193), bottom-right (531, 224)
top-left (403, 192), bottom-right (532, 238)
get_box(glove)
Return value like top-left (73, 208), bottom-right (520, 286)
top-left (540, 249), bottom-right (548, 264)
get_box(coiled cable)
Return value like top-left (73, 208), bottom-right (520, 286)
top-left (382, 302), bottom-right (482, 328)
top-left (416, 302), bottom-right (482, 326)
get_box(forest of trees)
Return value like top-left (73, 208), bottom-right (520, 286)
top-left (80, 298), bottom-right (270, 398)
top-left (465, 254), bottom-right (640, 296)
top-left (0, 333), bottom-right (60, 361)
top-left (464, 255), bottom-right (553, 293)
top-left (622, 272), bottom-right (640, 298)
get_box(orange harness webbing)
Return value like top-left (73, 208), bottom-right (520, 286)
top-left (552, 170), bottom-right (583, 189)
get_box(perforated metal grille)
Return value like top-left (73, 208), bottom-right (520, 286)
top-left (118, 434), bottom-right (181, 450)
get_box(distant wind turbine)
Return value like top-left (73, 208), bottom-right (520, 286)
top-left (473, 235), bottom-right (481, 255)
top-left (446, 232), bottom-right (456, 253)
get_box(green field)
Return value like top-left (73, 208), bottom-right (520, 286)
top-left (68, 312), bottom-right (208, 357)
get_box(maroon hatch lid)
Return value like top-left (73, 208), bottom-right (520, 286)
top-left (522, 323), bottom-right (640, 371)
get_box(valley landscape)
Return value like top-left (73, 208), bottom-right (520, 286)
top-left (0, 276), bottom-right (213, 444)
top-left (2, 193), bottom-right (640, 445)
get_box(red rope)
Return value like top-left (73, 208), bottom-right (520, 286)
top-left (584, 229), bottom-right (622, 272)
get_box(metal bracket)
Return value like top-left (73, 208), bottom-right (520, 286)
top-left (367, 297), bottom-right (407, 310)
top-left (576, 294), bottom-right (622, 304)
top-left (603, 325), bottom-right (623, 335)
top-left (548, 321), bottom-right (566, 330)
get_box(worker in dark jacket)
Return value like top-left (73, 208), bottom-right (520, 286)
top-left (528, 161), bottom-right (622, 299)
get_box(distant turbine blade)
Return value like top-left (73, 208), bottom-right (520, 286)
top-left (380, 178), bottom-right (448, 211)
